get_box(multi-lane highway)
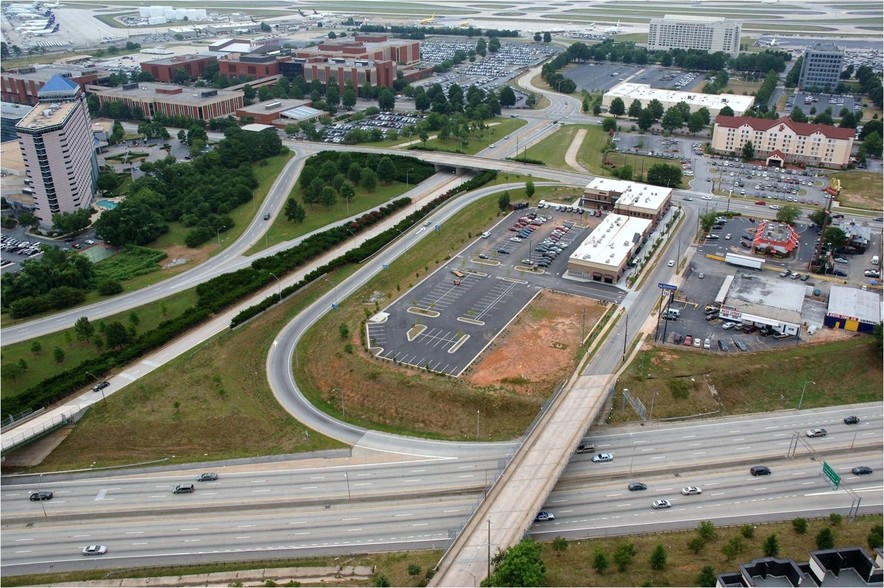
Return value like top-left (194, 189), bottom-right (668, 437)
top-left (2, 405), bottom-right (880, 576)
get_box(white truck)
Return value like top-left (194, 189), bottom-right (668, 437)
top-left (726, 253), bottom-right (765, 270)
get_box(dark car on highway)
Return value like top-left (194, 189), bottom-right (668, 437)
top-left (92, 380), bottom-right (110, 392)
top-left (750, 466), bottom-right (771, 476)
top-left (197, 473), bottom-right (218, 481)
top-left (29, 491), bottom-right (53, 501)
top-left (844, 415), bottom-right (860, 424)
top-left (628, 482), bottom-right (647, 491)
top-left (852, 466), bottom-right (872, 476)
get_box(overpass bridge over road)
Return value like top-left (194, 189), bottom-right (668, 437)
top-left (431, 372), bottom-right (615, 586)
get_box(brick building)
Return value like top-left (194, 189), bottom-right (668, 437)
top-left (294, 34), bottom-right (420, 66)
top-left (1, 66), bottom-right (105, 105)
top-left (140, 54), bottom-right (217, 83)
top-left (92, 82), bottom-right (243, 121)
top-left (219, 53), bottom-right (291, 80)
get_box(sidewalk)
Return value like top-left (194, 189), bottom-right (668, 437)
top-left (49, 565), bottom-right (374, 587)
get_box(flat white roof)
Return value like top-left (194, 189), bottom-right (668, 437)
top-left (725, 272), bottom-right (805, 324)
top-left (241, 123), bottom-right (275, 132)
top-left (569, 213), bottom-right (652, 270)
top-left (606, 82), bottom-right (754, 114)
top-left (585, 177), bottom-right (633, 193)
top-left (827, 285), bottom-right (882, 324)
top-left (615, 183), bottom-right (671, 213)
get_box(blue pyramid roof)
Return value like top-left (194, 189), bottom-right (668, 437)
top-left (38, 75), bottom-right (79, 97)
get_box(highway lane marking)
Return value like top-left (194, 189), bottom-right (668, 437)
top-left (291, 532), bottom-right (310, 536)
top-left (132, 542), bottom-right (148, 545)
top-left (125, 531), bottom-right (144, 535)
top-left (403, 479), bottom-right (422, 483)
top-left (309, 476), bottom-right (325, 480)
top-left (253, 489), bottom-right (271, 493)
top-left (651, 456), bottom-right (666, 460)
top-left (342, 518), bottom-right (361, 521)
top-left (180, 528), bottom-right (200, 531)
top-left (184, 539), bottom-right (201, 542)
top-left (14, 538), bottom-right (34, 542)
top-left (73, 534), bottom-right (91, 537)
top-left (443, 509), bottom-right (462, 513)
top-left (150, 495), bottom-right (166, 498)
top-left (732, 438), bottom-right (745, 442)
top-left (605, 493), bottom-right (622, 497)
top-left (682, 435), bottom-right (696, 439)
top-left (237, 525), bottom-right (255, 528)
top-left (735, 446), bottom-right (751, 450)
top-left (250, 480), bottom-right (267, 483)
top-left (693, 451), bottom-right (707, 455)
top-left (791, 472), bottom-right (806, 476)
top-left (802, 481), bottom-right (815, 485)
top-left (236, 536), bottom-right (252, 539)
top-left (14, 550), bottom-right (32, 554)
top-left (688, 443), bottom-right (702, 447)
top-left (412, 523), bottom-right (429, 527)
top-left (457, 474), bottom-right (474, 478)
top-left (393, 513), bottom-right (413, 517)
top-left (347, 528), bottom-right (363, 532)
top-left (353, 482), bottom-right (372, 487)
top-left (457, 465), bottom-right (473, 469)
top-left (288, 521), bottom-right (307, 525)
top-left (300, 486), bottom-right (318, 490)
top-left (95, 489), bottom-right (108, 501)
top-left (550, 498), bottom-right (566, 503)
top-left (711, 492), bottom-right (725, 496)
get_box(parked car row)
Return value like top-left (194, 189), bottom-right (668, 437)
top-left (1, 235), bottom-right (42, 257)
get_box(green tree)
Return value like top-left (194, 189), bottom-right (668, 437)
top-left (592, 551), bottom-right (609, 574)
top-left (647, 99), bottom-right (665, 120)
top-left (609, 97), bottom-right (626, 116)
top-left (661, 106), bottom-right (684, 131)
top-left (105, 320), bottom-right (133, 350)
top-left (481, 538), bottom-right (545, 587)
top-left (74, 316), bottom-right (94, 342)
top-left (742, 140), bottom-right (755, 161)
top-left (638, 108), bottom-right (655, 131)
top-left (868, 524), bottom-right (883, 550)
top-left (319, 185), bottom-right (337, 208)
top-left (551, 536), bottom-right (568, 555)
top-left (687, 111), bottom-right (707, 133)
top-left (775, 203), bottom-right (802, 225)
top-left (543, 31), bottom-right (551, 43)
top-left (340, 181), bottom-right (356, 206)
top-left (360, 168), bottom-right (378, 192)
top-left (649, 544), bottom-right (667, 570)
top-left (719, 105), bottom-right (735, 117)
top-left (697, 565), bottom-right (717, 587)
top-left (96, 168), bottom-right (121, 197)
top-left (628, 99), bottom-right (643, 118)
top-left (688, 537), bottom-right (706, 554)
top-left (525, 179), bottom-right (535, 198)
top-left (792, 518), bottom-right (808, 534)
top-left (646, 163), bottom-right (682, 187)
top-left (284, 198), bottom-right (306, 223)
top-left (862, 131), bottom-right (883, 158)
top-left (30, 340), bottom-right (42, 355)
top-left (763, 533), bottom-right (780, 557)
top-left (698, 520), bottom-right (718, 540)
top-left (378, 88), bottom-right (395, 111)
top-left (808, 209), bottom-right (829, 228)
top-left (816, 527), bottom-right (836, 550)
top-left (53, 346), bottom-right (65, 363)
top-left (499, 86), bottom-right (516, 107)
top-left (376, 157), bottom-right (397, 184)
top-left (602, 117), bottom-right (617, 132)
top-left (612, 543), bottom-right (637, 572)
top-left (52, 208), bottom-right (92, 234)
top-left (498, 190), bottom-right (511, 212)
top-left (722, 536), bottom-right (744, 561)
top-left (791, 107), bottom-right (809, 123)
top-left (342, 86), bottom-right (356, 110)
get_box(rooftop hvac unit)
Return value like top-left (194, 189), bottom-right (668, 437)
top-left (265, 101), bottom-right (281, 109)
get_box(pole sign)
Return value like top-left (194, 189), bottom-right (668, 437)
top-left (822, 462), bottom-right (841, 488)
top-left (658, 283), bottom-right (678, 291)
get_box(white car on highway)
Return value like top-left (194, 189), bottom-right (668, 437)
top-left (591, 453), bottom-right (614, 462)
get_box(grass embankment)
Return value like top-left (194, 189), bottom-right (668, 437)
top-left (294, 196), bottom-right (548, 441)
top-left (544, 515), bottom-right (883, 587)
top-left (408, 116), bottom-right (527, 155)
top-left (21, 277), bottom-right (346, 472)
top-left (609, 337), bottom-right (881, 424)
top-left (830, 170), bottom-right (884, 211)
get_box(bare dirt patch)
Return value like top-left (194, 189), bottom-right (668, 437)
top-left (466, 291), bottom-right (606, 395)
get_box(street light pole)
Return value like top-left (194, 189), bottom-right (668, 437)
top-left (269, 272), bottom-right (281, 302)
top-left (476, 410), bottom-right (480, 440)
top-left (85, 371), bottom-right (106, 404)
top-left (797, 380), bottom-right (815, 410)
top-left (216, 226), bottom-right (223, 248)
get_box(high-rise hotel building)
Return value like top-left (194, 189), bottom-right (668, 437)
top-left (15, 75), bottom-right (98, 228)
top-left (648, 15), bottom-right (742, 58)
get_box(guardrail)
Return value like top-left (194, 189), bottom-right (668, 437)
top-left (1, 406), bottom-right (83, 454)
top-left (0, 408), bottom-right (41, 432)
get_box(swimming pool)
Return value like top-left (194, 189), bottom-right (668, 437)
top-left (95, 200), bottom-right (118, 210)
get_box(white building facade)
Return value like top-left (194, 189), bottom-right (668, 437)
top-left (648, 15), bottom-right (742, 58)
top-left (15, 75), bottom-right (98, 228)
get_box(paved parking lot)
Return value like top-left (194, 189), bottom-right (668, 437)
top-left (367, 206), bottom-right (625, 375)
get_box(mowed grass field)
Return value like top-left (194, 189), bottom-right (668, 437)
top-left (610, 337), bottom-right (882, 424)
top-left (830, 170), bottom-right (884, 210)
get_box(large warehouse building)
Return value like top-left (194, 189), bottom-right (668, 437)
top-left (603, 83), bottom-right (754, 117)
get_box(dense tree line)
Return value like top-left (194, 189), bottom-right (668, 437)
top-left (95, 127), bottom-right (282, 248)
top-left (1, 248), bottom-right (94, 317)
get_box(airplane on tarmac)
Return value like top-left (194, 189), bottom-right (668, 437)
top-left (757, 36), bottom-right (779, 47)
top-left (420, 13), bottom-right (437, 24)
top-left (604, 19), bottom-right (620, 34)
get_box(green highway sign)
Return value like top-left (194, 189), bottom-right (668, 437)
top-left (822, 462), bottom-right (841, 488)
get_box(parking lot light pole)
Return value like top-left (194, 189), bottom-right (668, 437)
top-left (798, 380), bottom-right (815, 410)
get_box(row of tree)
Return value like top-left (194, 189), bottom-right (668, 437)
top-left (607, 97), bottom-right (714, 134)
